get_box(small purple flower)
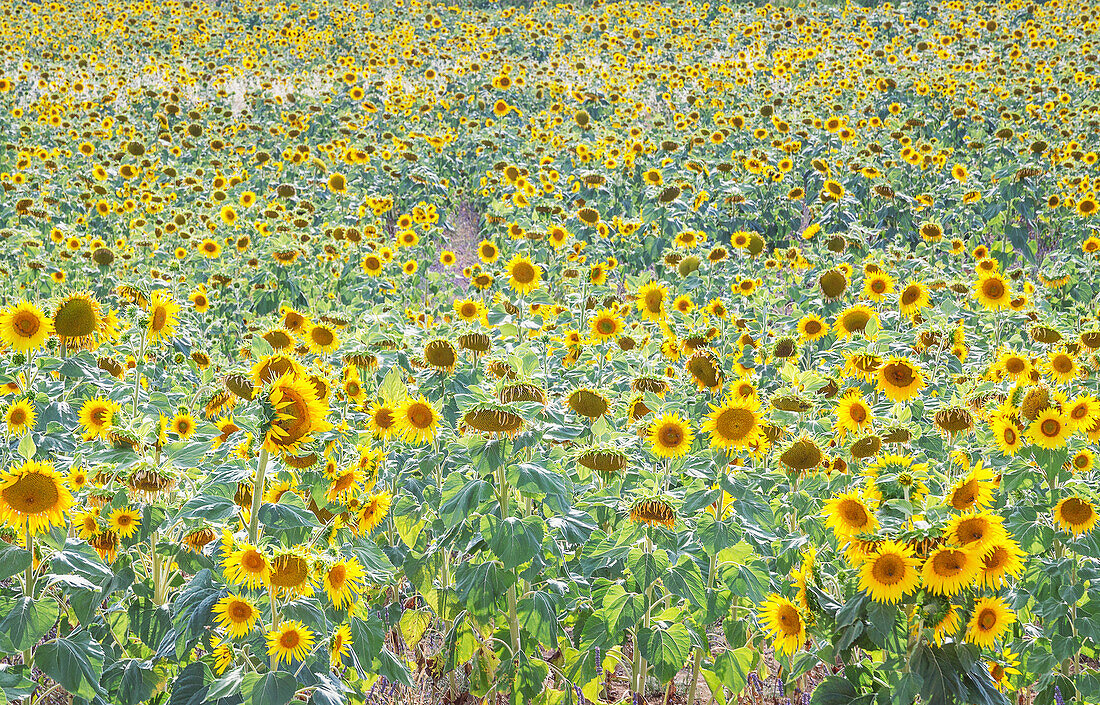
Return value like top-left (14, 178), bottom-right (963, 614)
top-left (1054, 685), bottom-right (1065, 705)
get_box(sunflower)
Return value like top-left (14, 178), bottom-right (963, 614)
top-left (922, 546), bottom-right (980, 596)
top-left (629, 497), bottom-right (676, 528)
top-left (1045, 349), bottom-right (1078, 384)
top-left (476, 239), bottom-right (500, 264)
top-left (797, 314), bottom-right (828, 343)
top-left (1064, 396), bottom-right (1100, 431)
top-left (367, 400), bottom-right (399, 440)
top-left (505, 255), bottom-right (542, 295)
top-left (396, 395), bottom-right (441, 445)
top-left (4, 399), bottom-right (35, 436)
top-left (357, 491), bottom-right (392, 535)
top-left (834, 390), bottom-right (873, 437)
top-left (945, 512), bottom-right (1007, 554)
top-left (824, 492), bottom-right (878, 539)
top-left (109, 506), bottom-right (141, 539)
top-left (979, 539), bottom-right (1026, 589)
top-left (170, 412), bottom-right (197, 439)
top-left (1054, 496), bottom-right (1097, 536)
top-left (876, 357), bottom-right (926, 402)
top-left (269, 548), bottom-right (315, 598)
top-left (1026, 408), bottom-right (1070, 449)
top-left (966, 597), bottom-right (1016, 648)
top-left (52, 292), bottom-right (104, 350)
top-left (0, 301), bottom-right (52, 352)
top-left (647, 413), bottom-right (694, 458)
top-left (0, 460), bottom-right (74, 534)
top-left (331, 624), bottom-right (353, 668)
top-left (947, 463), bottom-right (994, 512)
top-left (995, 350), bottom-right (1032, 383)
top-left (861, 271), bottom-right (894, 302)
top-left (323, 557), bottom-right (366, 609)
top-left (991, 417), bottom-right (1023, 456)
top-left (79, 397), bottom-right (120, 440)
top-left (146, 290), bottom-right (180, 344)
top-left (222, 541), bottom-right (271, 589)
top-left (306, 323), bottom-right (340, 354)
top-left (453, 298), bottom-right (486, 323)
top-left (702, 394), bottom-right (763, 452)
top-left (973, 273), bottom-right (1011, 310)
top-left (857, 540), bottom-right (921, 604)
top-left (589, 307), bottom-right (624, 342)
top-left (833, 304), bottom-right (876, 338)
top-left (214, 593), bottom-right (261, 638)
top-left (267, 620), bottom-right (315, 667)
top-left (757, 594), bottom-right (805, 656)
top-left (988, 651), bottom-right (1021, 693)
top-left (932, 606), bottom-right (962, 646)
top-left (636, 282), bottom-right (667, 321)
top-left (567, 388), bottom-right (610, 419)
top-left (897, 281), bottom-right (930, 317)
top-left (263, 374), bottom-right (332, 454)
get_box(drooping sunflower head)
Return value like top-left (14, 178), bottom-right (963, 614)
top-left (463, 402), bottom-right (525, 436)
top-left (576, 444), bottom-right (630, 476)
top-left (779, 435), bottom-right (824, 473)
top-left (628, 495), bottom-right (677, 529)
top-left (52, 292), bottom-right (104, 350)
top-left (685, 351), bottom-right (723, 391)
top-left (423, 338), bottom-right (458, 372)
top-left (269, 547), bottom-right (315, 597)
top-left (0, 460), bottom-right (74, 535)
top-left (567, 388), bottom-right (610, 419)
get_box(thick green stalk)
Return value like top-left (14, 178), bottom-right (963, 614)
top-left (248, 448), bottom-right (270, 544)
top-left (23, 524), bottom-right (35, 687)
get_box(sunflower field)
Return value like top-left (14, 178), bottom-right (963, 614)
top-left (2, 0), bottom-right (1100, 703)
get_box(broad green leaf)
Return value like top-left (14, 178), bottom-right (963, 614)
top-left (249, 671), bottom-right (298, 705)
top-left (713, 646), bottom-right (754, 696)
top-left (0, 597), bottom-right (59, 651)
top-left (482, 515), bottom-right (544, 570)
top-left (638, 622), bottom-right (692, 683)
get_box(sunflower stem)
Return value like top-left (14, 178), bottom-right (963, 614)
top-left (248, 448), bottom-right (270, 544)
top-left (22, 523), bottom-right (34, 678)
top-left (131, 332), bottom-right (147, 417)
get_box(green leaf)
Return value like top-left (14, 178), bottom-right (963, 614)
top-left (348, 615), bottom-right (385, 677)
top-left (517, 591), bottom-right (562, 647)
top-left (16, 433), bottom-right (35, 460)
top-left (810, 676), bottom-right (875, 705)
top-left (713, 646), bottom-right (754, 695)
top-left (482, 515), bottom-right (544, 570)
top-left (168, 662), bottom-right (210, 705)
top-left (439, 474), bottom-right (488, 527)
top-left (33, 631), bottom-right (105, 701)
top-left (627, 547), bottom-right (669, 593)
top-left (0, 597), bottom-right (59, 651)
top-left (128, 596), bottom-right (172, 650)
top-left (204, 666), bottom-right (245, 701)
top-left (393, 495), bottom-right (426, 548)
top-left (638, 623), bottom-right (692, 683)
top-left (701, 668), bottom-right (728, 705)
top-left (0, 543), bottom-right (31, 581)
top-left (513, 654), bottom-right (550, 703)
top-left (249, 671), bottom-right (298, 705)
top-left (665, 556), bottom-right (707, 608)
top-left (599, 584), bottom-right (644, 635)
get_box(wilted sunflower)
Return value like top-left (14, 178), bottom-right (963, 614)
top-left (567, 388), bottom-right (610, 419)
top-left (269, 548), bottom-right (315, 598)
top-left (0, 460), bottom-right (74, 535)
top-left (423, 338), bottom-right (458, 372)
top-left (629, 496), bottom-right (676, 528)
top-left (464, 402), bottom-right (524, 436)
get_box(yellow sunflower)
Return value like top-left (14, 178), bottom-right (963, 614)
top-left (757, 594), bottom-right (805, 656)
top-left (4, 399), bottom-right (35, 436)
top-left (357, 491), bottom-right (392, 535)
top-left (0, 460), bottom-right (74, 534)
top-left (506, 255), bottom-right (542, 294)
top-left (108, 506), bottom-right (141, 539)
top-left (857, 540), bottom-right (921, 604)
top-left (266, 620), bottom-right (315, 667)
top-left (79, 397), bottom-right (120, 440)
top-left (972, 273), bottom-right (1011, 310)
top-left (323, 557), bottom-right (366, 609)
top-left (0, 301), bottom-right (52, 352)
top-left (647, 413), bottom-right (694, 458)
top-left (589, 307), bottom-right (624, 342)
top-left (834, 390), bottom-right (873, 437)
top-left (702, 394), bottom-right (763, 452)
top-left (396, 396), bottom-right (441, 445)
top-left (966, 597), bottom-right (1016, 648)
top-left (222, 541), bottom-right (271, 589)
top-left (146, 290), bottom-right (180, 344)
top-left (306, 323), bottom-right (340, 354)
top-left (876, 357), bottom-right (926, 402)
top-left (979, 539), bottom-right (1026, 589)
top-left (1026, 408), bottom-right (1070, 449)
top-left (922, 546), bottom-right (980, 596)
top-left (214, 593), bottom-right (260, 639)
top-left (263, 374), bottom-right (332, 454)
top-left (823, 492), bottom-right (878, 539)
top-left (1054, 496), bottom-right (1097, 536)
